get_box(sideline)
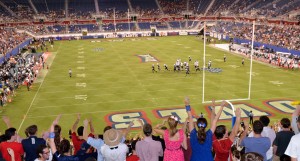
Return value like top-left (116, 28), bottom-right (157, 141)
top-left (17, 42), bottom-right (61, 132)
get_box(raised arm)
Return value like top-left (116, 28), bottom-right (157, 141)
top-left (239, 122), bottom-right (249, 145)
top-left (49, 115), bottom-right (61, 154)
top-left (122, 121), bottom-right (134, 138)
top-left (291, 105), bottom-right (300, 134)
top-left (210, 99), bottom-right (216, 124)
top-left (185, 97), bottom-right (194, 133)
top-left (153, 120), bottom-right (167, 135)
top-left (71, 114), bottom-right (81, 133)
top-left (210, 100), bottom-right (225, 133)
top-left (88, 118), bottom-right (95, 134)
top-left (229, 108), bottom-right (241, 142)
top-left (83, 119), bottom-right (89, 141)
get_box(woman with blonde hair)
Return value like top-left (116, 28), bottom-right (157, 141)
top-left (154, 115), bottom-right (188, 161)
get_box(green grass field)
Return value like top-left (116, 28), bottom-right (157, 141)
top-left (1, 36), bottom-right (299, 137)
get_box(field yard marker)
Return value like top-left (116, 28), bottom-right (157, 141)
top-left (77, 67), bottom-right (85, 70)
top-left (78, 56), bottom-right (84, 59)
top-left (75, 95), bottom-right (87, 100)
top-left (76, 83), bottom-right (86, 87)
top-left (76, 74), bottom-right (85, 78)
top-left (77, 61), bottom-right (85, 64)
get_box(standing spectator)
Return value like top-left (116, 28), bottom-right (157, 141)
top-left (71, 114), bottom-right (94, 155)
top-left (273, 118), bottom-right (294, 161)
top-left (291, 105), bottom-right (300, 134)
top-left (22, 125), bottom-right (46, 161)
top-left (240, 120), bottom-right (271, 161)
top-left (48, 115), bottom-right (79, 161)
top-left (154, 115), bottom-right (188, 161)
top-left (248, 116), bottom-right (276, 161)
top-left (213, 108), bottom-right (242, 161)
top-left (186, 98), bottom-right (225, 161)
top-left (136, 123), bottom-right (163, 161)
top-left (249, 111), bottom-right (253, 125)
top-left (101, 128), bottom-right (128, 161)
top-left (83, 119), bottom-right (104, 161)
top-left (285, 115), bottom-right (300, 161)
top-left (0, 128), bottom-right (24, 161)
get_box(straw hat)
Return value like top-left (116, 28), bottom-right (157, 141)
top-left (103, 129), bottom-right (122, 147)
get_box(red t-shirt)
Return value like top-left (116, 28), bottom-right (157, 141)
top-left (0, 141), bottom-right (24, 161)
top-left (126, 154), bottom-right (139, 161)
top-left (212, 138), bottom-right (233, 161)
top-left (71, 132), bottom-right (93, 155)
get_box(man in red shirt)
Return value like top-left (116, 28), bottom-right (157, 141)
top-left (0, 128), bottom-right (24, 161)
top-left (71, 114), bottom-right (94, 154)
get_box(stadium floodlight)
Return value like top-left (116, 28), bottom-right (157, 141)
top-left (202, 21), bottom-right (255, 103)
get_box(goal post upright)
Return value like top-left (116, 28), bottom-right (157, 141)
top-left (248, 21), bottom-right (255, 100)
top-left (202, 21), bottom-right (206, 103)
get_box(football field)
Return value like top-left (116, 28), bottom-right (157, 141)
top-left (1, 36), bottom-right (299, 137)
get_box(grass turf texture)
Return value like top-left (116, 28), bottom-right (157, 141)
top-left (1, 36), bottom-right (299, 137)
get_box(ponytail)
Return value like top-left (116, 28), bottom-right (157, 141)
top-left (196, 117), bottom-right (208, 144)
top-left (197, 127), bottom-right (206, 144)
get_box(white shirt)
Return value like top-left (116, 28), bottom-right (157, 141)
top-left (249, 126), bottom-right (276, 160)
top-left (285, 133), bottom-right (300, 161)
top-left (100, 143), bottom-right (128, 161)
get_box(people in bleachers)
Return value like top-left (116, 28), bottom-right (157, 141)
top-left (136, 123), bottom-right (163, 161)
top-left (0, 127), bottom-right (24, 161)
top-left (273, 118), bottom-right (294, 161)
top-left (284, 105), bottom-right (300, 160)
top-left (48, 115), bottom-right (80, 161)
top-left (154, 115), bottom-right (188, 161)
top-left (70, 114), bottom-right (94, 155)
top-left (248, 116), bottom-right (276, 161)
top-left (185, 98), bottom-right (225, 161)
top-left (213, 108), bottom-right (241, 161)
top-left (21, 125), bottom-right (46, 161)
top-left (240, 120), bottom-right (271, 161)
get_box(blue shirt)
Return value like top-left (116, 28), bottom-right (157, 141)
top-left (21, 136), bottom-right (46, 161)
top-left (241, 137), bottom-right (271, 161)
top-left (53, 151), bottom-right (79, 161)
top-left (190, 129), bottom-right (213, 161)
top-left (87, 137), bottom-right (104, 161)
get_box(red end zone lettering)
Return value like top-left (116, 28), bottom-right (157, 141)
top-left (104, 111), bottom-right (151, 129)
top-left (263, 99), bottom-right (297, 113)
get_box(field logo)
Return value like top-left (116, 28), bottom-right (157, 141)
top-left (136, 54), bottom-right (158, 62)
top-left (207, 103), bottom-right (270, 120)
top-left (264, 99), bottom-right (296, 113)
top-left (202, 68), bottom-right (222, 73)
top-left (105, 111), bottom-right (151, 129)
top-left (153, 108), bottom-right (188, 124)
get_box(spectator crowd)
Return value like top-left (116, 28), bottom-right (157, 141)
top-left (1, 97), bottom-right (300, 161)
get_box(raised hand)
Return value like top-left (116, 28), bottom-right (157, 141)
top-left (53, 114), bottom-right (61, 125)
top-left (83, 119), bottom-right (89, 127)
